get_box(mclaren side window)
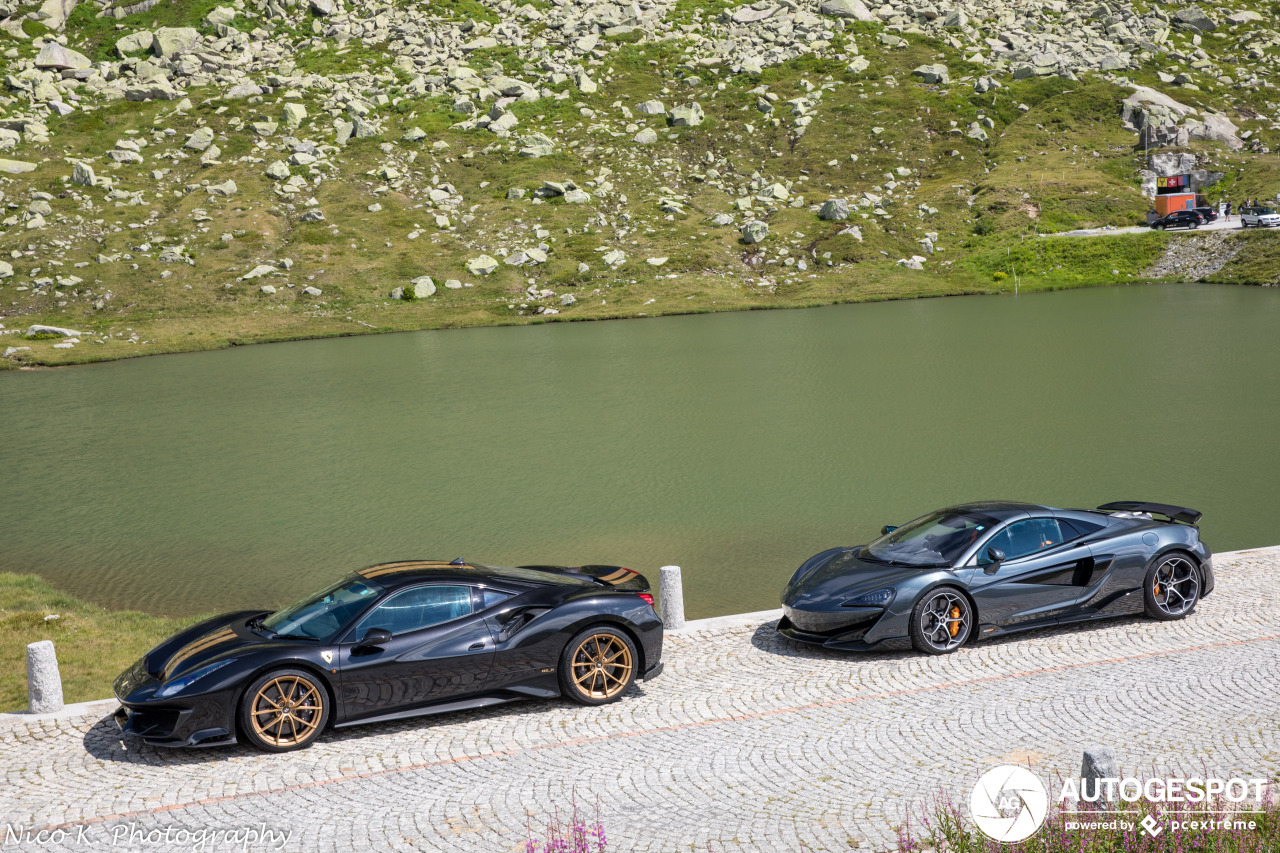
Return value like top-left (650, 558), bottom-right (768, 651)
top-left (983, 518), bottom-right (1065, 562)
top-left (1058, 517), bottom-right (1106, 540)
top-left (351, 584), bottom-right (474, 639)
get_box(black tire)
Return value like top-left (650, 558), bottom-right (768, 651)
top-left (237, 668), bottom-right (330, 752)
top-left (559, 625), bottom-right (637, 706)
top-left (1143, 552), bottom-right (1201, 621)
top-left (1155, 224), bottom-right (1165, 231)
top-left (909, 587), bottom-right (973, 655)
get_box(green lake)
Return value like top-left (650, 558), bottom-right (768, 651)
top-left (3, 283), bottom-right (1278, 619)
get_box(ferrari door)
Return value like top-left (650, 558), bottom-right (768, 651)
top-left (336, 584), bottom-right (496, 722)
top-left (967, 518), bottom-right (1093, 627)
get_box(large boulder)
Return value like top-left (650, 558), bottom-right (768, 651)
top-left (410, 276), bottom-right (436, 298)
top-left (115, 30), bottom-right (154, 55)
top-left (153, 27), bottom-right (200, 57)
top-left (0, 158), bottom-right (37, 174)
top-left (71, 162), bottom-right (95, 186)
top-left (35, 42), bottom-right (92, 70)
top-left (741, 220), bottom-right (769, 243)
top-left (1173, 6), bottom-right (1216, 32)
top-left (819, 199), bottom-right (849, 221)
top-left (912, 63), bottom-right (949, 85)
top-left (819, 0), bottom-right (875, 20)
top-left (309, 0), bottom-right (337, 15)
top-left (466, 255), bottom-right (499, 275)
top-left (669, 103), bottom-right (705, 127)
top-left (184, 126), bottom-right (214, 151)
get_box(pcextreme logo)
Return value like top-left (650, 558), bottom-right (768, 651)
top-left (970, 765), bottom-right (1049, 842)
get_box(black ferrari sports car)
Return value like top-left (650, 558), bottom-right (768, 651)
top-left (779, 501), bottom-right (1213, 655)
top-left (113, 560), bottom-right (663, 751)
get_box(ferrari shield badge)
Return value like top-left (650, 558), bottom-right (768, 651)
top-left (321, 650), bottom-right (334, 664)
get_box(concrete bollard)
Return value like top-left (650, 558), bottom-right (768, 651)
top-left (658, 565), bottom-right (685, 631)
top-left (26, 640), bottom-right (64, 714)
top-left (1080, 746), bottom-right (1119, 803)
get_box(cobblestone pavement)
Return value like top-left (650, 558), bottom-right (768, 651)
top-left (3, 548), bottom-right (1279, 852)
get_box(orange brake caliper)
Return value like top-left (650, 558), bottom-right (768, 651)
top-left (949, 605), bottom-right (961, 637)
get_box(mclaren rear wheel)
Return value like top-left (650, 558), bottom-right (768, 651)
top-left (238, 668), bottom-right (330, 752)
top-left (910, 587), bottom-right (972, 655)
top-left (1143, 552), bottom-right (1201, 621)
top-left (560, 626), bottom-right (636, 706)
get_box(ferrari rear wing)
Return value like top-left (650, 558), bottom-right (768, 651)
top-left (1098, 501), bottom-right (1202, 525)
top-left (518, 564), bottom-right (651, 592)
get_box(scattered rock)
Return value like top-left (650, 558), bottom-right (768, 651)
top-left (819, 199), bottom-right (849, 221)
top-left (741, 220), bottom-right (769, 243)
top-left (410, 276), bottom-right (436, 298)
top-left (819, 0), bottom-right (875, 21)
top-left (669, 103), bottom-right (705, 127)
top-left (26, 324), bottom-right (81, 337)
top-left (466, 255), bottom-right (499, 275)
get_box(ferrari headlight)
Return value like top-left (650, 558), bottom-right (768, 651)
top-left (843, 587), bottom-right (895, 608)
top-left (155, 659), bottom-right (235, 698)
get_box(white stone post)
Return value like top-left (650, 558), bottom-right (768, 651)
top-left (26, 640), bottom-right (64, 714)
top-left (659, 565), bottom-right (685, 630)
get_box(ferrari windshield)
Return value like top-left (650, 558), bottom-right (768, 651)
top-left (261, 577), bottom-right (384, 640)
top-left (862, 509), bottom-right (1000, 567)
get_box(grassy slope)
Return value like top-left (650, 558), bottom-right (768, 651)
top-left (2, 7), bottom-right (1280, 368)
top-left (0, 573), bottom-right (209, 712)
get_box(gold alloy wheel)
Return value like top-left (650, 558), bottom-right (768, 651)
top-left (249, 674), bottom-right (323, 748)
top-left (569, 633), bottom-right (634, 700)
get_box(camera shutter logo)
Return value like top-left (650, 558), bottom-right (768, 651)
top-left (970, 765), bottom-right (1049, 842)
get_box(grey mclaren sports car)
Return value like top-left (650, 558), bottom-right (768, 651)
top-left (779, 501), bottom-right (1213, 655)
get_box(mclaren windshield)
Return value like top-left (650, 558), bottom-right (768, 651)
top-left (260, 576), bottom-right (384, 640)
top-left (861, 509), bottom-right (1000, 567)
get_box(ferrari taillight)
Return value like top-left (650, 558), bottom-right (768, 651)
top-left (638, 593), bottom-right (655, 609)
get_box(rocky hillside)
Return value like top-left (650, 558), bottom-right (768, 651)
top-left (1, 0), bottom-right (1279, 364)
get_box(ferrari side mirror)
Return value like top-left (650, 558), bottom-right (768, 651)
top-left (983, 547), bottom-right (1006, 573)
top-left (357, 627), bottom-right (392, 648)
top-left (881, 525), bottom-right (898, 536)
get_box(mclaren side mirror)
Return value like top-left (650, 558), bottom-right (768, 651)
top-left (983, 547), bottom-right (1006, 574)
top-left (881, 525), bottom-right (898, 536)
top-left (357, 627), bottom-right (392, 648)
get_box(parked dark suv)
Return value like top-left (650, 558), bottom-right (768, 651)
top-left (1150, 210), bottom-right (1201, 231)
top-left (1192, 206), bottom-right (1218, 223)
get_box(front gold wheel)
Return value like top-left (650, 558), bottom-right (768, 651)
top-left (560, 627), bottom-right (637, 705)
top-left (239, 669), bottom-right (329, 752)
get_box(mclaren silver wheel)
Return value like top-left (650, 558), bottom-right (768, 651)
top-left (1146, 553), bottom-right (1200, 619)
top-left (910, 588), bottom-right (972, 654)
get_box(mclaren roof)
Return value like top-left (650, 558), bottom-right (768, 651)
top-left (943, 501), bottom-right (1055, 519)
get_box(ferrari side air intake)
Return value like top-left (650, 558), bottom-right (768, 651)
top-left (1097, 501), bottom-right (1202, 525)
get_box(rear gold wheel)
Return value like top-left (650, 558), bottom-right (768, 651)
top-left (238, 669), bottom-right (329, 752)
top-left (560, 626), bottom-right (637, 705)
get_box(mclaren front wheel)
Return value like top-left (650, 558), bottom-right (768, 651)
top-left (559, 626), bottom-right (637, 706)
top-left (238, 668), bottom-right (330, 752)
top-left (1144, 552), bottom-right (1201, 621)
top-left (910, 587), bottom-right (972, 655)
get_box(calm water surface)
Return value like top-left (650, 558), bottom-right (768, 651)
top-left (2, 284), bottom-right (1278, 618)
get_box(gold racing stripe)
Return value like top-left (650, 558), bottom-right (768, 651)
top-left (162, 627), bottom-right (236, 679)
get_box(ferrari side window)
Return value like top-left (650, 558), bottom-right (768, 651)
top-left (479, 588), bottom-right (513, 610)
top-left (985, 519), bottom-right (1065, 561)
top-left (353, 585), bottom-right (474, 638)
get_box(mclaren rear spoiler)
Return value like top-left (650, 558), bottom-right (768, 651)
top-left (518, 564), bottom-right (651, 592)
top-left (1098, 501), bottom-right (1202, 525)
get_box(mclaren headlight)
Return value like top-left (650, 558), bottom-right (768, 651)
top-left (843, 587), bottom-right (895, 608)
top-left (154, 659), bottom-right (235, 698)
